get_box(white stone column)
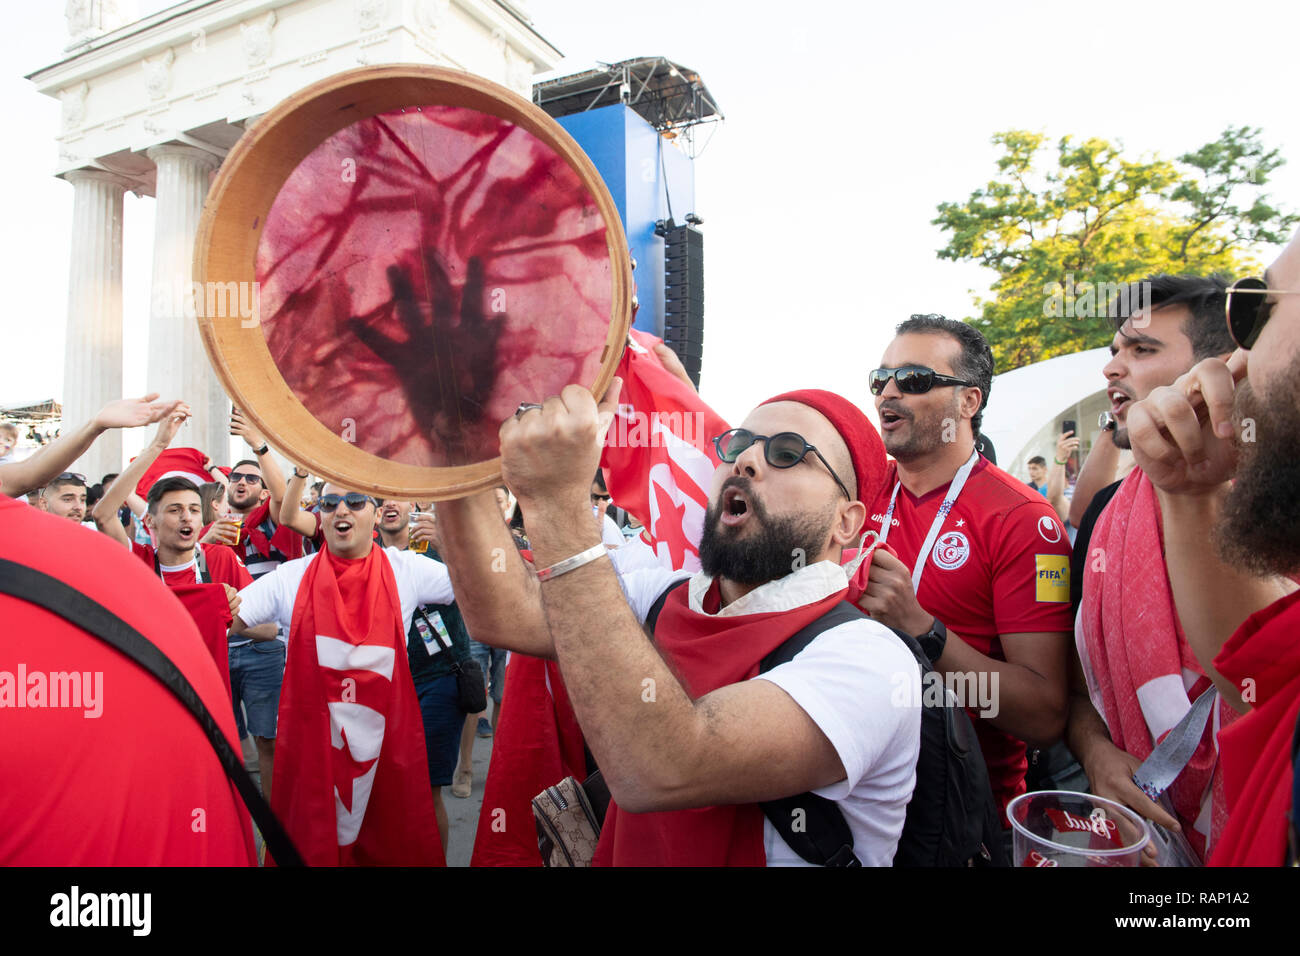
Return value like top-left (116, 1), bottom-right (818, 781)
top-left (146, 144), bottom-right (227, 463)
top-left (62, 168), bottom-right (128, 480)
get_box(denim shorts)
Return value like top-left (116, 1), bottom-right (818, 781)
top-left (415, 674), bottom-right (463, 788)
top-left (229, 640), bottom-right (286, 739)
top-left (467, 638), bottom-right (506, 704)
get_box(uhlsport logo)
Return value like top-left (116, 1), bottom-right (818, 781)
top-left (1037, 515), bottom-right (1062, 543)
top-left (931, 531), bottom-right (970, 571)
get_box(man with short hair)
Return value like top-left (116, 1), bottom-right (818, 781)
top-left (436, 384), bottom-right (922, 866)
top-left (1120, 232), bottom-right (1300, 865)
top-left (1067, 274), bottom-right (1243, 860)
top-left (864, 314), bottom-right (1072, 833)
top-left (1025, 456), bottom-right (1048, 493)
top-left (91, 407), bottom-right (274, 776)
top-left (200, 411), bottom-right (300, 780)
top-left (232, 484), bottom-right (455, 865)
top-left (38, 473), bottom-right (88, 524)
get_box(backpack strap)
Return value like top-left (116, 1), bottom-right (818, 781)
top-left (757, 601), bottom-right (867, 868)
top-left (641, 582), bottom-right (865, 866)
top-left (644, 578), bottom-right (688, 634)
top-left (0, 558), bottom-right (304, 866)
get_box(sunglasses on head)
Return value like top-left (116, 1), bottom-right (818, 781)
top-left (319, 493), bottom-right (376, 513)
top-left (228, 472), bottom-right (263, 485)
top-left (1225, 277), bottom-right (1300, 350)
top-left (868, 365), bottom-right (974, 396)
top-left (712, 428), bottom-right (852, 501)
top-left (54, 472), bottom-right (87, 484)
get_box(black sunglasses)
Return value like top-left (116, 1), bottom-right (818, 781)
top-left (229, 472), bottom-right (264, 485)
top-left (319, 493), bottom-right (376, 513)
top-left (868, 365), bottom-right (974, 396)
top-left (1225, 277), bottom-right (1300, 350)
top-left (713, 428), bottom-right (852, 501)
top-left (54, 471), bottom-right (87, 485)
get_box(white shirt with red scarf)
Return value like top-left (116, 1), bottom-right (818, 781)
top-left (616, 559), bottom-right (921, 866)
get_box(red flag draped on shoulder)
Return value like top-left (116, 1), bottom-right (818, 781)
top-left (169, 582), bottom-right (235, 699)
top-left (600, 330), bottom-right (730, 573)
top-left (270, 547), bottom-right (444, 866)
top-left (135, 447), bottom-right (211, 497)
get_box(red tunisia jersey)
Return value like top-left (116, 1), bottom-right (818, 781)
top-left (868, 455), bottom-right (1073, 817)
top-left (0, 495), bottom-right (256, 865)
top-left (132, 541), bottom-right (253, 591)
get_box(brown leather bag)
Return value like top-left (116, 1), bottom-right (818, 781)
top-left (531, 771), bottom-right (610, 867)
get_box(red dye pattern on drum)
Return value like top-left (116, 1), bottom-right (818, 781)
top-left (256, 106), bottom-right (613, 467)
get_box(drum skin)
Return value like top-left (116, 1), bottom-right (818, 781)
top-left (195, 65), bottom-right (631, 499)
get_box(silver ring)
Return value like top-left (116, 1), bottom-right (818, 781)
top-left (515, 402), bottom-right (544, 418)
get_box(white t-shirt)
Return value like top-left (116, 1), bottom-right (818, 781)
top-left (600, 513), bottom-right (625, 548)
top-left (613, 558), bottom-right (922, 867)
top-left (236, 546), bottom-right (453, 639)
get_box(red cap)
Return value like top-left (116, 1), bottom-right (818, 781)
top-left (760, 389), bottom-right (887, 503)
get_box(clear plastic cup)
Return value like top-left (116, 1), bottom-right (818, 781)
top-left (408, 509), bottom-right (429, 553)
top-left (1007, 790), bottom-right (1150, 867)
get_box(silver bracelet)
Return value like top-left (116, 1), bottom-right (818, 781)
top-left (535, 543), bottom-right (608, 583)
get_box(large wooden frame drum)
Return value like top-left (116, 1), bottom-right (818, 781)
top-left (194, 64), bottom-right (632, 499)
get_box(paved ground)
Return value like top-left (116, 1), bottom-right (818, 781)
top-left (443, 732), bottom-right (493, 867)
top-left (243, 729), bottom-right (494, 866)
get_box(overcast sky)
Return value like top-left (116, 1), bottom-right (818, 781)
top-left (4, 0), bottom-right (1299, 458)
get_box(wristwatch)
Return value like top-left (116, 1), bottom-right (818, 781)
top-left (914, 618), bottom-right (948, 666)
top-left (253, 443), bottom-right (270, 456)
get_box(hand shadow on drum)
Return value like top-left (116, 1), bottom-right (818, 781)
top-left (346, 250), bottom-right (504, 465)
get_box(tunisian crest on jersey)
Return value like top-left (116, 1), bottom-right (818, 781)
top-left (931, 530), bottom-right (970, 571)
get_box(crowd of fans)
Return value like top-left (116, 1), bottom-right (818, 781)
top-left (1, 226), bottom-right (1298, 868)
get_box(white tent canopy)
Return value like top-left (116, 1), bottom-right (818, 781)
top-left (981, 347), bottom-right (1112, 482)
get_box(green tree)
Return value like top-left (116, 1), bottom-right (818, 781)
top-left (933, 127), bottom-right (1297, 371)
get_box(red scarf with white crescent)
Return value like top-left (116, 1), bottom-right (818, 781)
top-left (592, 578), bottom-right (849, 867)
top-left (270, 545), bottom-right (444, 866)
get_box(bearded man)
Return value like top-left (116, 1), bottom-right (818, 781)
top-left (1124, 225), bottom-right (1300, 866)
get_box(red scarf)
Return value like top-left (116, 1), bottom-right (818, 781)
top-left (241, 500), bottom-right (305, 561)
top-left (1209, 588), bottom-right (1300, 866)
top-left (470, 654), bottom-right (588, 866)
top-left (1080, 470), bottom-right (1236, 860)
top-left (169, 583), bottom-right (235, 700)
top-left (270, 546), bottom-right (444, 866)
top-left (592, 579), bottom-right (849, 866)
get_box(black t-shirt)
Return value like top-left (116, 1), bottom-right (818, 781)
top-left (1069, 479), bottom-right (1124, 617)
top-left (405, 548), bottom-right (472, 682)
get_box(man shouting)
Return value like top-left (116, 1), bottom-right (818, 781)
top-left (233, 485), bottom-right (455, 865)
top-left (437, 384), bottom-right (921, 866)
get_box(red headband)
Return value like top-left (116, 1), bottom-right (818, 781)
top-left (760, 389), bottom-right (887, 503)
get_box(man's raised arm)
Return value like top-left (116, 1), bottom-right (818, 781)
top-left (1, 394), bottom-right (180, 498)
top-left (429, 489), bottom-right (556, 658)
top-left (1126, 352), bottom-right (1296, 713)
top-left (277, 469), bottom-right (320, 538)
top-left (91, 403), bottom-right (192, 548)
